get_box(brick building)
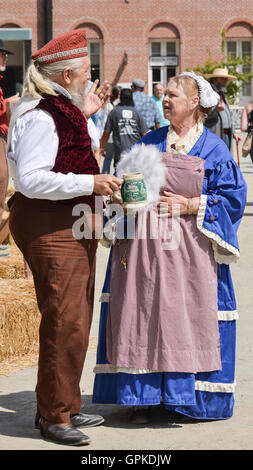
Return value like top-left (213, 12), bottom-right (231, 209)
top-left (0, 0), bottom-right (252, 105)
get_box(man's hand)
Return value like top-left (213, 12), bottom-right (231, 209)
top-left (94, 174), bottom-right (122, 196)
top-left (84, 80), bottom-right (111, 119)
top-left (95, 80), bottom-right (111, 102)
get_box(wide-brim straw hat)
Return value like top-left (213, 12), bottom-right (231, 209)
top-left (205, 68), bottom-right (236, 81)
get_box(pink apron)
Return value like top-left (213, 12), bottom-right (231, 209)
top-left (106, 153), bottom-right (221, 373)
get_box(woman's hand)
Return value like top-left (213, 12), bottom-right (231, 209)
top-left (157, 191), bottom-right (200, 218)
top-left (83, 80), bottom-right (111, 119)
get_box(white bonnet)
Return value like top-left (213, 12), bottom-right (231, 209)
top-left (179, 71), bottom-right (219, 108)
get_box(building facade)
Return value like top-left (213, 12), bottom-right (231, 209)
top-left (0, 0), bottom-right (252, 105)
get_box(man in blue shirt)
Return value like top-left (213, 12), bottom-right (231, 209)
top-left (152, 83), bottom-right (170, 128)
top-left (131, 78), bottom-right (161, 130)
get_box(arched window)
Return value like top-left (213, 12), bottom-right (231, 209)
top-left (76, 23), bottom-right (103, 82)
top-left (148, 23), bottom-right (180, 95)
top-left (226, 21), bottom-right (253, 104)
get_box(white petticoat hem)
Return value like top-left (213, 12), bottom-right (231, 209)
top-left (93, 364), bottom-right (236, 393)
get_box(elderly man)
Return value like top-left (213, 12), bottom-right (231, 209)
top-left (131, 78), bottom-right (161, 130)
top-left (152, 83), bottom-right (170, 128)
top-left (7, 29), bottom-right (122, 446)
top-left (205, 68), bottom-right (241, 150)
top-left (0, 40), bottom-right (19, 226)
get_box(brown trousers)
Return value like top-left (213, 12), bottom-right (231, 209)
top-left (9, 193), bottom-right (99, 425)
top-left (0, 136), bottom-right (8, 224)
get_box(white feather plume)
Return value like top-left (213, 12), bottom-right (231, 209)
top-left (116, 144), bottom-right (167, 203)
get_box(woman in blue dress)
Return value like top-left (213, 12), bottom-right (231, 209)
top-left (92, 72), bottom-right (247, 423)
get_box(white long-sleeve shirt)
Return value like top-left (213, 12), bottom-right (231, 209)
top-left (87, 117), bottom-right (100, 150)
top-left (7, 84), bottom-right (94, 200)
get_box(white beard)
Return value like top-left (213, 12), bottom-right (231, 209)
top-left (70, 90), bottom-right (85, 112)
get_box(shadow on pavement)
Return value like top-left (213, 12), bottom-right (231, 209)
top-left (0, 391), bottom-right (196, 440)
top-left (0, 391), bottom-right (40, 441)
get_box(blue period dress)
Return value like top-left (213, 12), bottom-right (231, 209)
top-left (92, 126), bottom-right (247, 420)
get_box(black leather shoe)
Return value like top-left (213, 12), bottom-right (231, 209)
top-left (39, 422), bottom-right (91, 446)
top-left (34, 411), bottom-right (40, 429)
top-left (70, 413), bottom-right (105, 428)
top-left (35, 411), bottom-right (105, 429)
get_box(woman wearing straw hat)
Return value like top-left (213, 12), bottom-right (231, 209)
top-left (204, 68), bottom-right (241, 150)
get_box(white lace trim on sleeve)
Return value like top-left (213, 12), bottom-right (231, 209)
top-left (197, 194), bottom-right (240, 264)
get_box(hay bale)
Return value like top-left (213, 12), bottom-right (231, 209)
top-left (0, 353), bottom-right (38, 377)
top-left (0, 278), bottom-right (40, 362)
top-left (0, 185), bottom-right (15, 245)
top-left (6, 185), bottom-right (15, 200)
top-left (0, 244), bottom-right (26, 279)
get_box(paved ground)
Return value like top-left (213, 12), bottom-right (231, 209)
top-left (0, 145), bottom-right (252, 452)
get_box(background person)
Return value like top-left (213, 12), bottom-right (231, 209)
top-left (100, 88), bottom-right (148, 168)
top-left (204, 67), bottom-right (241, 150)
top-left (0, 40), bottom-right (19, 226)
top-left (87, 117), bottom-right (101, 163)
top-left (93, 72), bottom-right (247, 425)
top-left (100, 95), bottom-right (114, 174)
top-left (111, 85), bottom-right (121, 106)
top-left (131, 78), bottom-right (162, 130)
top-left (84, 81), bottom-right (101, 164)
top-left (240, 99), bottom-right (253, 163)
top-left (152, 83), bottom-right (170, 127)
top-left (89, 86), bottom-right (116, 173)
top-left (7, 29), bottom-right (122, 446)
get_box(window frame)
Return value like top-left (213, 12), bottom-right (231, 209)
top-left (87, 39), bottom-right (103, 83)
top-left (148, 39), bottom-right (180, 95)
top-left (226, 38), bottom-right (253, 105)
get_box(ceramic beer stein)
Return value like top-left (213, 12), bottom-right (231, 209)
top-left (120, 172), bottom-right (147, 209)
